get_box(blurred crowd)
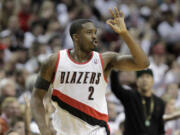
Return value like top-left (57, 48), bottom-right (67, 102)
top-left (0, 0), bottom-right (180, 135)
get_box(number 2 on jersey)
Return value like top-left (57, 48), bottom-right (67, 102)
top-left (88, 86), bottom-right (94, 100)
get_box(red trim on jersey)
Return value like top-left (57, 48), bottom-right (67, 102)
top-left (52, 51), bottom-right (60, 83)
top-left (99, 54), bottom-right (108, 83)
top-left (52, 89), bottom-right (108, 122)
top-left (67, 49), bottom-right (93, 64)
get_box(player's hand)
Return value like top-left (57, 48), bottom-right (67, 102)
top-left (43, 97), bottom-right (56, 135)
top-left (106, 7), bottom-right (127, 35)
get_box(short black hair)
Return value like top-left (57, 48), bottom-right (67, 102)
top-left (136, 68), bottom-right (153, 78)
top-left (69, 19), bottom-right (93, 39)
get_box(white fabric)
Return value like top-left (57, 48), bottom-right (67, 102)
top-left (52, 49), bottom-right (108, 135)
top-left (149, 59), bottom-right (168, 87)
top-left (53, 105), bottom-right (107, 135)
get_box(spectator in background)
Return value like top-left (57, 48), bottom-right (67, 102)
top-left (7, 16), bottom-right (20, 35)
top-left (158, 10), bottom-right (180, 44)
top-left (163, 98), bottom-right (180, 135)
top-left (0, 70), bottom-right (5, 81)
top-left (163, 83), bottom-right (180, 108)
top-left (42, 18), bottom-right (62, 44)
top-left (25, 41), bottom-right (49, 73)
top-left (149, 42), bottom-right (168, 96)
top-left (110, 69), bottom-right (165, 135)
top-left (5, 129), bottom-right (20, 135)
top-left (158, 9), bottom-right (180, 57)
top-left (39, 0), bottom-right (55, 21)
top-left (9, 117), bottom-right (25, 135)
top-left (0, 97), bottom-right (21, 134)
top-left (48, 34), bottom-right (61, 53)
top-left (23, 20), bottom-right (44, 49)
top-left (0, 118), bottom-right (8, 135)
top-left (0, 30), bottom-right (12, 49)
top-left (164, 60), bottom-right (180, 85)
top-left (0, 78), bottom-right (16, 104)
top-left (4, 15), bottom-right (25, 51)
top-left (0, 0), bottom-right (17, 30)
top-left (0, 44), bottom-right (7, 69)
top-left (17, 0), bottom-right (32, 32)
top-left (14, 69), bottom-right (29, 96)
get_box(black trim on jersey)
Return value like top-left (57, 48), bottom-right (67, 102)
top-left (52, 95), bottom-right (110, 135)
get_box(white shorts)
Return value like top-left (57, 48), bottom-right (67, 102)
top-left (52, 106), bottom-right (107, 135)
top-left (56, 127), bottom-right (107, 135)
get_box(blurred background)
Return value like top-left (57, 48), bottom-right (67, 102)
top-left (0, 0), bottom-right (180, 135)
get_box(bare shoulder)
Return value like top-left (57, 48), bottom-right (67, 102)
top-left (100, 51), bottom-right (119, 77)
top-left (39, 53), bottom-right (59, 81)
top-left (101, 51), bottom-right (118, 69)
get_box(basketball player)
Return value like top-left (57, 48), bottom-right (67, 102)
top-left (31, 8), bottom-right (149, 135)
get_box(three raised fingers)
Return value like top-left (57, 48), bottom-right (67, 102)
top-left (109, 7), bottom-right (124, 18)
top-left (109, 8), bottom-right (116, 18)
top-left (115, 8), bottom-right (120, 17)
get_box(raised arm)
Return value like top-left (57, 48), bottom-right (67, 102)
top-left (110, 70), bottom-right (132, 102)
top-left (30, 53), bottom-right (57, 135)
top-left (163, 110), bottom-right (180, 122)
top-left (102, 8), bottom-right (149, 78)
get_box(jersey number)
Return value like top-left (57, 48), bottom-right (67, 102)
top-left (88, 86), bottom-right (94, 100)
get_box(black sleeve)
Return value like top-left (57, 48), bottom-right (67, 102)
top-left (110, 70), bottom-right (132, 102)
top-left (159, 101), bottom-right (165, 135)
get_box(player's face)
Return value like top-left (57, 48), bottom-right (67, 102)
top-left (136, 74), bottom-right (154, 92)
top-left (78, 22), bottom-right (98, 52)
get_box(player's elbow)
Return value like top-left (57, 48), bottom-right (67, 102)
top-left (139, 59), bottom-right (150, 69)
top-left (144, 58), bottom-right (150, 67)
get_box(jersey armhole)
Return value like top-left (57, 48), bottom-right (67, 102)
top-left (99, 53), bottom-right (108, 83)
top-left (52, 51), bottom-right (60, 83)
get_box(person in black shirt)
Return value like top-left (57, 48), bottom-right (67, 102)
top-left (110, 69), bottom-right (165, 135)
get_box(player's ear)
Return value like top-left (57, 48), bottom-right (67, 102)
top-left (72, 34), bottom-right (79, 41)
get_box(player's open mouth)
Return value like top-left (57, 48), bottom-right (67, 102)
top-left (92, 40), bottom-right (98, 46)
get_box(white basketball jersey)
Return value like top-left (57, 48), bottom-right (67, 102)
top-left (51, 49), bottom-right (110, 135)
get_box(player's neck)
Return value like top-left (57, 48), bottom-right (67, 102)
top-left (139, 89), bottom-right (152, 97)
top-left (69, 48), bottom-right (92, 63)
